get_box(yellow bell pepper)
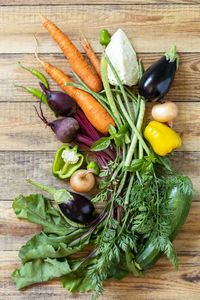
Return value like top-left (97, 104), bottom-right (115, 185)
top-left (144, 121), bottom-right (182, 156)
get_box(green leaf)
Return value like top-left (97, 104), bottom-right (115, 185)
top-left (140, 161), bottom-right (153, 175)
top-left (13, 194), bottom-right (71, 236)
top-left (113, 135), bottom-right (122, 147)
top-left (61, 269), bottom-right (95, 293)
top-left (108, 124), bottom-right (117, 136)
top-left (118, 123), bottom-right (129, 135)
top-left (155, 154), bottom-right (174, 172)
top-left (61, 259), bottom-right (97, 293)
top-left (125, 158), bottom-right (145, 172)
top-left (107, 259), bottom-right (129, 280)
top-left (19, 232), bottom-right (85, 263)
top-left (12, 257), bottom-right (72, 290)
top-left (91, 137), bottom-right (111, 151)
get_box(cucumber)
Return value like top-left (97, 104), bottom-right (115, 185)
top-left (135, 177), bottom-right (193, 270)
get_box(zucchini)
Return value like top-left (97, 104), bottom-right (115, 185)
top-left (135, 176), bottom-right (193, 270)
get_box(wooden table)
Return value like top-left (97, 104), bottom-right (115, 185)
top-left (1, 1), bottom-right (200, 299)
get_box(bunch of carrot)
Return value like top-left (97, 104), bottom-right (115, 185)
top-left (37, 14), bottom-right (115, 134)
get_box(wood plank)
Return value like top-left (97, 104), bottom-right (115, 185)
top-left (0, 5), bottom-right (200, 53)
top-left (0, 151), bottom-right (99, 200)
top-left (1, 201), bottom-right (199, 251)
top-left (0, 102), bottom-right (200, 151)
top-left (0, 151), bottom-right (199, 200)
top-left (1, 0), bottom-right (200, 5)
top-left (1, 251), bottom-right (200, 300)
top-left (2, 52), bottom-right (200, 102)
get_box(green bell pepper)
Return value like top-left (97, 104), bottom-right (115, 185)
top-left (52, 145), bottom-right (84, 179)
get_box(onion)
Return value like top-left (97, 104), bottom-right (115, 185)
top-left (152, 101), bottom-right (178, 123)
top-left (70, 169), bottom-right (95, 193)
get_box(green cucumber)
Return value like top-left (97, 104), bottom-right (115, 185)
top-left (135, 176), bottom-right (193, 270)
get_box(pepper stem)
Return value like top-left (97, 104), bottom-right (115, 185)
top-left (26, 178), bottom-right (57, 196)
top-left (165, 45), bottom-right (179, 69)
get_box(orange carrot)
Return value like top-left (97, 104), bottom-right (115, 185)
top-left (37, 58), bottom-right (115, 134)
top-left (80, 34), bottom-right (101, 79)
top-left (40, 14), bottom-right (102, 93)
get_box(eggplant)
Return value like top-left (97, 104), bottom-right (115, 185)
top-left (138, 45), bottom-right (179, 100)
top-left (59, 192), bottom-right (94, 224)
top-left (26, 179), bottom-right (95, 225)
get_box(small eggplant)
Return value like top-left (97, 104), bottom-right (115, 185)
top-left (39, 82), bottom-right (76, 117)
top-left (138, 45), bottom-right (179, 101)
top-left (26, 179), bottom-right (95, 225)
top-left (59, 192), bottom-right (94, 224)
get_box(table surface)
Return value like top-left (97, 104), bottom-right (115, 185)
top-left (1, 1), bottom-right (200, 299)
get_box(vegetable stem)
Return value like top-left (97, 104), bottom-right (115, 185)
top-left (100, 56), bottom-right (122, 128)
top-left (125, 175), bottom-right (134, 205)
top-left (105, 56), bottom-right (133, 119)
top-left (26, 178), bottom-right (57, 196)
top-left (116, 171), bottom-right (127, 196)
top-left (125, 99), bottom-right (148, 167)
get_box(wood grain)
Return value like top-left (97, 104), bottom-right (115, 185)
top-left (0, 151), bottom-right (199, 201)
top-left (1, 52), bottom-right (200, 102)
top-left (1, 201), bottom-right (199, 251)
top-left (1, 251), bottom-right (200, 300)
top-left (0, 102), bottom-right (199, 151)
top-left (1, 1), bottom-right (200, 5)
top-left (1, 5), bottom-right (200, 53)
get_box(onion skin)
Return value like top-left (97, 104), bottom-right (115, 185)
top-left (70, 169), bottom-right (95, 193)
top-left (152, 101), bottom-right (178, 123)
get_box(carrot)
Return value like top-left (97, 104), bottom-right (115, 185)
top-left (39, 14), bottom-right (102, 93)
top-left (80, 34), bottom-right (101, 79)
top-left (36, 58), bottom-right (115, 134)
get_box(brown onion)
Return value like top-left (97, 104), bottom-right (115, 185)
top-left (70, 169), bottom-right (95, 193)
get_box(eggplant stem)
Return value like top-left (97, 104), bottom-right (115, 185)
top-left (165, 45), bottom-right (179, 69)
top-left (26, 178), bottom-right (57, 196)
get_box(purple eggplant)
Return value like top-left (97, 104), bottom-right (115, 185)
top-left (39, 82), bottom-right (76, 117)
top-left (26, 179), bottom-right (95, 224)
top-left (59, 192), bottom-right (94, 224)
top-left (138, 45), bottom-right (179, 101)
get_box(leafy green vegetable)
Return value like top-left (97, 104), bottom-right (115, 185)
top-left (61, 260), bottom-right (96, 293)
top-left (19, 232), bottom-right (82, 263)
top-left (91, 123), bottom-right (129, 151)
top-left (13, 194), bottom-right (71, 235)
top-left (90, 137), bottom-right (111, 151)
top-left (125, 158), bottom-right (145, 172)
top-left (12, 257), bottom-right (72, 290)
